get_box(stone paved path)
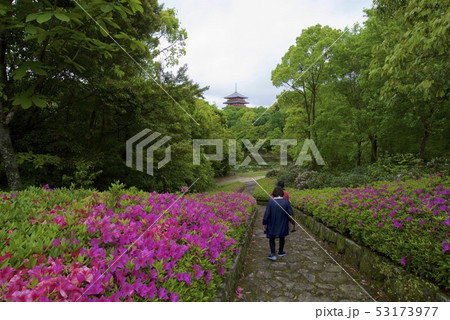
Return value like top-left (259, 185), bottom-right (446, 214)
top-left (235, 182), bottom-right (374, 302)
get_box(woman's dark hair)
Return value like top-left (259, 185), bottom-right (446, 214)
top-left (272, 186), bottom-right (284, 198)
top-left (277, 180), bottom-right (285, 188)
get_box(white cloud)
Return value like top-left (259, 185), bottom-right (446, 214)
top-left (162, 0), bottom-right (373, 107)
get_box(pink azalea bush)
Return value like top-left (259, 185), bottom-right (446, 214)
top-left (0, 187), bottom-right (255, 301)
top-left (254, 175), bottom-right (450, 288)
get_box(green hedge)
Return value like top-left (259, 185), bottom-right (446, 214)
top-left (253, 176), bottom-right (450, 289)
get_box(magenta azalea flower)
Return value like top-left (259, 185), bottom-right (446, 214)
top-left (158, 287), bottom-right (169, 301)
top-left (204, 270), bottom-right (212, 285)
top-left (441, 218), bottom-right (450, 227)
top-left (169, 292), bottom-right (180, 302)
top-left (52, 215), bottom-right (67, 228)
top-left (236, 287), bottom-right (243, 299)
top-left (176, 272), bottom-right (192, 286)
top-left (401, 257), bottom-right (407, 265)
top-left (193, 264), bottom-right (204, 280)
top-left (51, 238), bottom-right (61, 247)
top-left (0, 266), bottom-right (15, 285)
top-left (443, 241), bottom-right (450, 253)
top-left (393, 219), bottom-right (403, 228)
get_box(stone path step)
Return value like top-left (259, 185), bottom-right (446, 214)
top-left (235, 202), bottom-right (374, 302)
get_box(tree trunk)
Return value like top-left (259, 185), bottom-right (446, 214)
top-left (417, 111), bottom-right (432, 160)
top-left (301, 91), bottom-right (311, 139)
top-left (369, 135), bottom-right (377, 163)
top-left (418, 128), bottom-right (429, 159)
top-left (0, 22), bottom-right (21, 190)
top-left (356, 141), bottom-right (362, 166)
top-left (0, 121), bottom-right (22, 190)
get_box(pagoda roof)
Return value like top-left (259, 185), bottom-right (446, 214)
top-left (223, 100), bottom-right (249, 105)
top-left (224, 91), bottom-right (248, 99)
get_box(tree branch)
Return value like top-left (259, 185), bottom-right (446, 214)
top-left (5, 105), bottom-right (19, 125)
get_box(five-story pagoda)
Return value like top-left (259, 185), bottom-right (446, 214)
top-left (223, 85), bottom-right (249, 107)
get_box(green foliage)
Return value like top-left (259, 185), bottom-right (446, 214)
top-left (305, 169), bottom-right (370, 189)
top-left (284, 175), bottom-right (450, 288)
top-left (0, 1), bottom-right (232, 192)
top-left (211, 181), bottom-right (244, 193)
top-left (370, 0), bottom-right (450, 158)
top-left (374, 258), bottom-right (439, 302)
top-left (276, 163), bottom-right (303, 186)
top-left (62, 160), bottom-right (103, 189)
top-left (272, 24), bottom-right (341, 140)
top-left (223, 105), bottom-right (287, 154)
top-left (1, 0), bottom-right (449, 193)
top-left (16, 152), bottom-right (61, 169)
top-left (266, 4), bottom-right (449, 172)
top-left (192, 100), bottom-right (236, 177)
top-left (268, 155), bottom-right (449, 190)
top-left (0, 186), bottom-right (93, 268)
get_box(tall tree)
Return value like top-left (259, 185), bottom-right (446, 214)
top-left (0, 0), bottom-right (186, 190)
top-left (272, 24), bottom-right (341, 140)
top-left (326, 17), bottom-right (386, 164)
top-left (370, 0), bottom-right (450, 159)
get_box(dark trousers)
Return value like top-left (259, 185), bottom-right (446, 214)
top-left (269, 237), bottom-right (285, 255)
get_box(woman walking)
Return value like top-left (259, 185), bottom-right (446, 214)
top-left (263, 186), bottom-right (294, 261)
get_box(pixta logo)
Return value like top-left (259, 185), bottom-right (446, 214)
top-left (126, 129), bottom-right (171, 176)
top-left (193, 139), bottom-right (325, 166)
top-left (126, 130), bottom-right (325, 175)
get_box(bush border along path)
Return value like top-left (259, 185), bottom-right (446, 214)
top-left (253, 176), bottom-right (450, 301)
top-left (214, 205), bottom-right (257, 301)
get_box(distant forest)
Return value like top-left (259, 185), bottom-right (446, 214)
top-left (0, 0), bottom-right (448, 191)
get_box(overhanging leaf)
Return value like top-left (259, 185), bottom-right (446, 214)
top-left (100, 4), bottom-right (113, 13)
top-left (54, 13), bottom-right (70, 22)
top-left (12, 95), bottom-right (32, 109)
top-left (25, 13), bottom-right (38, 22)
top-left (36, 12), bottom-right (53, 24)
top-left (32, 96), bottom-right (47, 108)
top-left (12, 66), bottom-right (27, 80)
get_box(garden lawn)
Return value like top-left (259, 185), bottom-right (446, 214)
top-left (0, 186), bottom-right (256, 301)
top-left (211, 181), bottom-right (244, 193)
top-left (253, 176), bottom-right (450, 289)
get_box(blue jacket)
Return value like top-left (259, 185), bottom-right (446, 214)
top-left (263, 198), bottom-right (293, 238)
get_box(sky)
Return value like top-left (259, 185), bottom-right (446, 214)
top-left (161, 0), bottom-right (374, 108)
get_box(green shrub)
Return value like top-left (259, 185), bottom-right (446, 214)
top-left (265, 169), bottom-right (278, 178)
top-left (277, 163), bottom-right (303, 186)
top-left (294, 170), bottom-right (318, 189)
top-left (253, 177), bottom-right (277, 201)
top-left (287, 175), bottom-right (450, 289)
